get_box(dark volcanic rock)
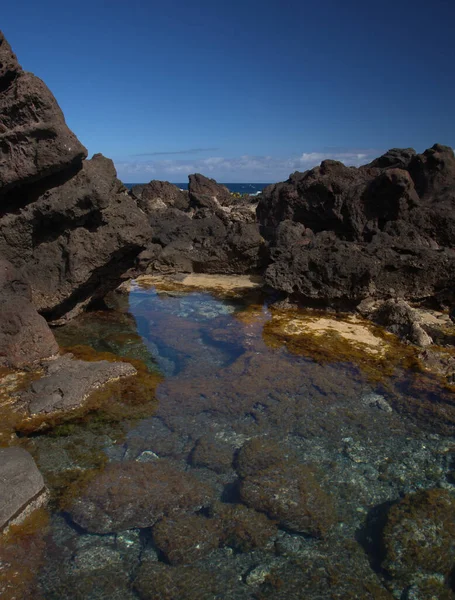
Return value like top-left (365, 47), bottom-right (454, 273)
top-left (0, 32), bottom-right (151, 323)
top-left (0, 447), bottom-right (47, 531)
top-left (18, 354), bottom-right (136, 416)
top-left (0, 154), bottom-right (151, 321)
top-left (0, 258), bottom-right (58, 367)
top-left (188, 173), bottom-right (233, 208)
top-left (257, 144), bottom-right (455, 305)
top-left (131, 180), bottom-right (189, 213)
top-left (68, 460), bottom-right (214, 533)
top-left (138, 185), bottom-right (264, 275)
top-left (0, 32), bottom-right (87, 195)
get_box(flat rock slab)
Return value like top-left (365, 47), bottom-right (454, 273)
top-left (19, 355), bottom-right (136, 416)
top-left (0, 447), bottom-right (47, 531)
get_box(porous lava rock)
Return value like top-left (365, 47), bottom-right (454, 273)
top-left (67, 460), bottom-right (214, 533)
top-left (382, 489), bottom-right (455, 587)
top-left (188, 173), bottom-right (233, 208)
top-left (131, 180), bottom-right (189, 213)
top-left (0, 154), bottom-right (151, 321)
top-left (257, 144), bottom-right (455, 306)
top-left (0, 32), bottom-right (87, 194)
top-left (0, 32), bottom-right (151, 322)
top-left (0, 447), bottom-right (47, 531)
top-left (152, 515), bottom-right (221, 565)
top-left (138, 197), bottom-right (264, 275)
top-left (0, 257), bottom-right (58, 367)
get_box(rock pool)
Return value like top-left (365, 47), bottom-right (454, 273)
top-left (2, 280), bottom-right (455, 599)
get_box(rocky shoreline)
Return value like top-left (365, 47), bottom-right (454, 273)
top-left (0, 29), bottom-right (455, 598)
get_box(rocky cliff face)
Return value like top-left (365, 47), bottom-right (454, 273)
top-left (257, 144), bottom-right (455, 306)
top-left (0, 32), bottom-right (151, 323)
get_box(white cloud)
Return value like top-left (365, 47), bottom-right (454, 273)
top-left (115, 149), bottom-right (376, 182)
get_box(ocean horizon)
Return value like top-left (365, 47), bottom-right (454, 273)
top-left (125, 182), bottom-right (270, 195)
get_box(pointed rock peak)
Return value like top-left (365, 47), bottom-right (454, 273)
top-left (0, 31), bottom-right (22, 83)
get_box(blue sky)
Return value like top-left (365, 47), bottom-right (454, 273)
top-left (3, 0), bottom-right (454, 182)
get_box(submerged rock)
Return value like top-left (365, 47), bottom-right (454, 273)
top-left (0, 447), bottom-right (47, 531)
top-left (382, 489), bottom-right (455, 589)
top-left (240, 462), bottom-right (336, 537)
top-left (152, 515), bottom-right (221, 565)
top-left (67, 460), bottom-right (214, 533)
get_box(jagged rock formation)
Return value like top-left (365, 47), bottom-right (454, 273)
top-left (0, 32), bottom-right (151, 323)
top-left (136, 177), bottom-right (264, 275)
top-left (257, 144), bottom-right (455, 306)
top-left (0, 33), bottom-right (87, 194)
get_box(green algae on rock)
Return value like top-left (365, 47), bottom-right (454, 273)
top-left (152, 515), bottom-right (221, 565)
top-left (240, 461), bottom-right (337, 537)
top-left (382, 489), bottom-right (455, 589)
top-left (67, 460), bottom-right (215, 533)
top-left (263, 307), bottom-right (421, 382)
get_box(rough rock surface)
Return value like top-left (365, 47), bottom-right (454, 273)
top-left (0, 32), bottom-right (87, 194)
top-left (0, 257), bottom-right (58, 367)
top-left (152, 515), bottom-right (221, 565)
top-left (0, 32), bottom-right (151, 322)
top-left (371, 299), bottom-right (433, 347)
top-left (0, 154), bottom-right (151, 321)
top-left (257, 145), bottom-right (455, 306)
top-left (188, 173), bottom-right (233, 208)
top-left (137, 177), bottom-right (264, 275)
top-left (131, 180), bottom-right (189, 213)
top-left (0, 447), bottom-right (47, 531)
top-left (68, 460), bottom-right (214, 533)
top-left (18, 354), bottom-right (136, 415)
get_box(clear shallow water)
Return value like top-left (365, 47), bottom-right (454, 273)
top-left (5, 285), bottom-right (455, 599)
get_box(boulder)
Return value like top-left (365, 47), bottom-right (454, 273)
top-left (0, 32), bottom-right (87, 195)
top-left (382, 489), bottom-right (455, 589)
top-left (0, 154), bottom-right (152, 321)
top-left (0, 447), bottom-right (47, 531)
top-left (18, 354), bottom-right (136, 416)
top-left (239, 461), bottom-right (336, 537)
top-left (68, 460), bottom-right (214, 533)
top-left (0, 258), bottom-right (58, 367)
